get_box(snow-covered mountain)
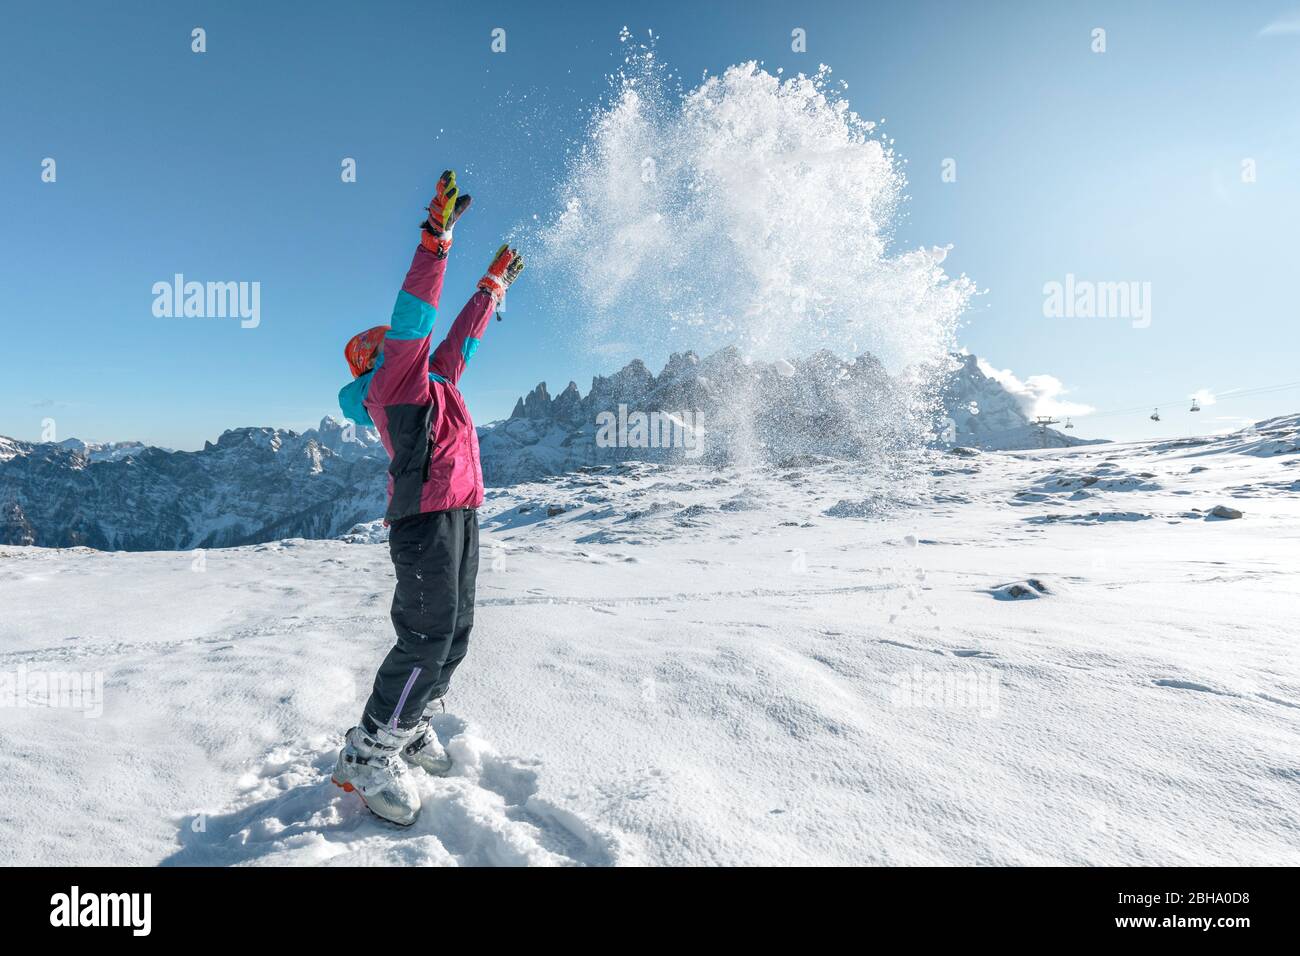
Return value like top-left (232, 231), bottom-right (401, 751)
top-left (480, 349), bottom-right (1097, 485)
top-left (0, 351), bottom-right (1094, 551)
top-left (939, 353), bottom-right (1099, 450)
top-left (0, 418), bottom-right (388, 550)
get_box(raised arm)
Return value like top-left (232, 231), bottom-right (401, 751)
top-left (368, 171), bottom-right (471, 407)
top-left (430, 244), bottom-right (524, 386)
top-left (368, 245), bottom-right (447, 405)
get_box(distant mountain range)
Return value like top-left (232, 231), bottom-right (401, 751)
top-left (0, 419), bottom-right (387, 551)
top-left (0, 351), bottom-right (1096, 549)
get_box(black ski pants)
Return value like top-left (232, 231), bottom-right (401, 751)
top-left (361, 507), bottom-right (479, 736)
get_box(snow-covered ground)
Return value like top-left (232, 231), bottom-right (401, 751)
top-left (2, 417), bottom-right (1298, 866)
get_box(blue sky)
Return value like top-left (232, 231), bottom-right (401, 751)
top-left (2, 0), bottom-right (1298, 448)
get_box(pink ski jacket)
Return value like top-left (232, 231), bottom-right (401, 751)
top-left (338, 245), bottom-right (495, 522)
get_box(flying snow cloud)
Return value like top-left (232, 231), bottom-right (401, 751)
top-left (976, 359), bottom-right (1095, 418)
top-left (530, 35), bottom-right (972, 375)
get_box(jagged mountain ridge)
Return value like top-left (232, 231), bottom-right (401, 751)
top-left (479, 349), bottom-right (1098, 485)
top-left (0, 350), bottom-right (1095, 550)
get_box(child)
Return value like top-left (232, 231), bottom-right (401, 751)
top-left (331, 170), bottom-right (524, 825)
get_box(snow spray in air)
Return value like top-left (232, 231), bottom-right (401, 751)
top-left (531, 32), bottom-right (974, 467)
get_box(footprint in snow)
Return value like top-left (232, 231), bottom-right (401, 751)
top-left (162, 716), bottom-right (623, 867)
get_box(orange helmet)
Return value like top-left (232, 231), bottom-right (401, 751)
top-left (344, 325), bottom-right (389, 378)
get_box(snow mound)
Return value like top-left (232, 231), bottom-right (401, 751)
top-left (1159, 414), bottom-right (1300, 460)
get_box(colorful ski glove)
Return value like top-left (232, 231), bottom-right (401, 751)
top-left (477, 243), bottom-right (525, 305)
top-left (420, 170), bottom-right (472, 259)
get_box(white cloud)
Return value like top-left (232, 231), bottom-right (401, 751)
top-left (977, 359), bottom-right (1095, 418)
top-left (1189, 388), bottom-right (1217, 407)
top-left (1259, 13), bottom-right (1300, 36)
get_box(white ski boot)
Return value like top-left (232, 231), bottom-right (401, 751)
top-left (332, 726), bottom-right (422, 826)
top-left (399, 699), bottom-right (452, 776)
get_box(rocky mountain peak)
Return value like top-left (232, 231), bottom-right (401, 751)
top-left (477, 348), bottom-right (1102, 485)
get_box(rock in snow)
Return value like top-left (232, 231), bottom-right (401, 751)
top-left (991, 579), bottom-right (1052, 600)
top-left (1209, 504), bottom-right (1243, 520)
